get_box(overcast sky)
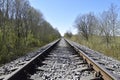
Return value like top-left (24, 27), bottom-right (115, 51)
top-left (29, 0), bottom-right (120, 36)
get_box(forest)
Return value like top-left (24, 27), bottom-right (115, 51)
top-left (65, 4), bottom-right (120, 60)
top-left (0, 0), bottom-right (61, 64)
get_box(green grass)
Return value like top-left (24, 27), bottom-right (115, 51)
top-left (70, 35), bottom-right (120, 60)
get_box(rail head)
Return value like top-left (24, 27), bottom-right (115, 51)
top-left (65, 39), bottom-right (119, 80)
top-left (3, 39), bottom-right (60, 80)
top-left (78, 49), bottom-right (117, 80)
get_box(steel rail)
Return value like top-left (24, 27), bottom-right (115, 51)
top-left (2, 38), bottom-right (119, 80)
top-left (65, 39), bottom-right (118, 80)
top-left (3, 39), bottom-right (60, 80)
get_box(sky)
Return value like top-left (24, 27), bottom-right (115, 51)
top-left (29, 0), bottom-right (120, 36)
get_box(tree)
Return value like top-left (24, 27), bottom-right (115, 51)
top-left (108, 4), bottom-right (118, 39)
top-left (99, 4), bottom-right (119, 45)
top-left (64, 31), bottom-right (73, 38)
top-left (0, 0), bottom-right (61, 64)
top-left (75, 13), bottom-right (98, 40)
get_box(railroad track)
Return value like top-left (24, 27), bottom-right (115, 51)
top-left (0, 38), bottom-right (120, 80)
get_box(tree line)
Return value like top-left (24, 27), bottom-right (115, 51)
top-left (65, 4), bottom-right (120, 60)
top-left (75, 4), bottom-right (119, 45)
top-left (0, 0), bottom-right (61, 64)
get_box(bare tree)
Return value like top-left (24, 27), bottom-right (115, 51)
top-left (99, 4), bottom-right (119, 45)
top-left (75, 13), bottom-right (98, 40)
top-left (108, 4), bottom-right (118, 39)
top-left (99, 11), bottom-right (111, 45)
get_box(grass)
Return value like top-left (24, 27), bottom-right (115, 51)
top-left (70, 35), bottom-right (120, 60)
